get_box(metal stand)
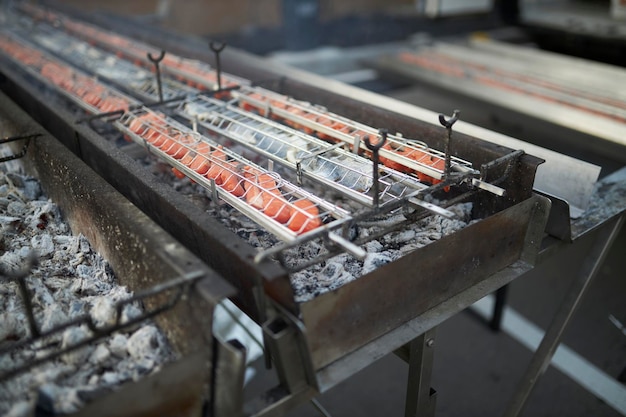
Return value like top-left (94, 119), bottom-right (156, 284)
top-left (503, 214), bottom-right (625, 417)
top-left (490, 285), bottom-right (508, 332)
top-left (396, 328), bottom-right (438, 417)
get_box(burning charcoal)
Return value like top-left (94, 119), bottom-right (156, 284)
top-left (448, 202), bottom-right (473, 221)
top-left (0, 215), bottom-right (21, 230)
top-left (78, 234), bottom-right (91, 254)
top-left (74, 264), bottom-right (113, 295)
top-left (362, 252), bottom-right (393, 275)
top-left (389, 230), bottom-right (416, 245)
top-left (5, 401), bottom-right (31, 417)
top-left (28, 201), bottom-right (59, 231)
top-left (364, 240), bottom-right (383, 253)
top-left (68, 299), bottom-right (87, 319)
top-left (9, 174), bottom-right (43, 201)
top-left (0, 311), bottom-right (28, 343)
top-left (40, 304), bottom-right (68, 333)
top-left (28, 278), bottom-right (56, 310)
top-left (121, 303), bottom-right (142, 325)
top-left (0, 197), bottom-right (11, 210)
top-left (6, 201), bottom-right (27, 217)
top-left (131, 357), bottom-right (156, 380)
top-left (60, 326), bottom-right (94, 365)
top-left (318, 261), bottom-right (353, 286)
top-left (108, 333), bottom-right (128, 358)
top-left (127, 325), bottom-right (163, 361)
top-left (0, 249), bottom-right (26, 274)
top-left (100, 371), bottom-right (123, 386)
top-left (90, 297), bottom-right (117, 327)
top-left (31, 234), bottom-right (54, 258)
top-left (88, 344), bottom-right (111, 365)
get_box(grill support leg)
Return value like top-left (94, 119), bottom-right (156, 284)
top-left (490, 285), bottom-right (509, 332)
top-left (213, 339), bottom-right (247, 417)
top-left (503, 214), bottom-right (625, 417)
top-left (403, 328), bottom-right (437, 417)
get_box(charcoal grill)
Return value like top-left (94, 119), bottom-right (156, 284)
top-left (0, 4), bottom-right (554, 416)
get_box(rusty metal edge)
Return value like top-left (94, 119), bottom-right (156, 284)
top-left (313, 194), bottom-right (550, 390)
top-left (301, 194), bottom-right (551, 371)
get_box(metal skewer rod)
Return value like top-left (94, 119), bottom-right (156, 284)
top-left (210, 41), bottom-right (226, 91)
top-left (438, 110), bottom-right (460, 178)
top-left (147, 50), bottom-right (166, 103)
top-left (364, 128), bottom-right (388, 207)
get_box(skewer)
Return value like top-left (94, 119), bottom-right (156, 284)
top-left (364, 128), bottom-right (388, 207)
top-left (438, 109), bottom-right (460, 178)
top-left (209, 40), bottom-right (226, 91)
top-left (147, 50), bottom-right (165, 103)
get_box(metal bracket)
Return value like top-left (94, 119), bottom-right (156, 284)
top-left (407, 197), bottom-right (456, 219)
top-left (246, 300), bottom-right (320, 417)
top-left (395, 328), bottom-right (438, 417)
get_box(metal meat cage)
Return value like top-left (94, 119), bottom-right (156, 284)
top-left (117, 107), bottom-right (351, 242)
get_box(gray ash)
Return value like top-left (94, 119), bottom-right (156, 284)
top-left (287, 203), bottom-right (473, 302)
top-left (0, 168), bottom-right (173, 416)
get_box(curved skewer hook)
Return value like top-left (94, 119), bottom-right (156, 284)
top-left (147, 50), bottom-right (166, 63)
top-left (364, 129), bottom-right (388, 207)
top-left (209, 41), bottom-right (226, 91)
top-left (147, 50), bottom-right (166, 103)
top-left (438, 110), bottom-right (460, 177)
top-left (438, 109), bottom-right (460, 129)
top-left (209, 41), bottom-right (226, 54)
top-left (363, 128), bottom-right (388, 151)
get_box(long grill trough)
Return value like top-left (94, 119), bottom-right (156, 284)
top-left (0, 3), bottom-right (551, 414)
top-left (0, 89), bottom-right (234, 415)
